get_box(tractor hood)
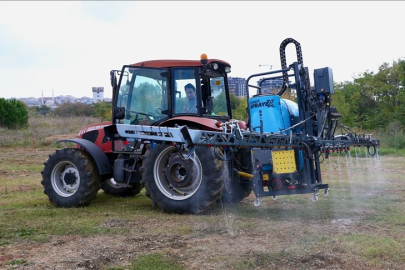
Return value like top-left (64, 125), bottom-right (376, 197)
top-left (158, 116), bottom-right (223, 131)
top-left (78, 122), bottom-right (112, 137)
top-left (158, 116), bottom-right (247, 132)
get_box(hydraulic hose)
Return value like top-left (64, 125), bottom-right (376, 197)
top-left (367, 143), bottom-right (377, 157)
top-left (232, 168), bottom-right (253, 179)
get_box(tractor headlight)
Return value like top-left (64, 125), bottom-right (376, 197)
top-left (212, 63), bottom-right (219, 70)
top-left (225, 66), bottom-right (231, 73)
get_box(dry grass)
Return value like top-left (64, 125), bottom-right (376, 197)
top-left (0, 115), bottom-right (101, 148)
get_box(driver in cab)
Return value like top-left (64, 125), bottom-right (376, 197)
top-left (182, 83), bottom-right (197, 113)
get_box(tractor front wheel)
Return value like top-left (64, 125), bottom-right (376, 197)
top-left (41, 148), bottom-right (100, 207)
top-left (140, 144), bottom-right (225, 214)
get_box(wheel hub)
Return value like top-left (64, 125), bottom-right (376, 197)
top-left (60, 165), bottom-right (80, 192)
top-left (165, 155), bottom-right (195, 188)
top-left (153, 146), bottom-right (203, 201)
top-left (63, 172), bottom-right (76, 185)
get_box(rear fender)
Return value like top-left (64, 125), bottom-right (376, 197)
top-left (57, 138), bottom-right (112, 175)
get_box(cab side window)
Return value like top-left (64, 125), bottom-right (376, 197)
top-left (173, 69), bottom-right (200, 114)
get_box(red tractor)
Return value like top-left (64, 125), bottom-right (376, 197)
top-left (42, 54), bottom-right (252, 214)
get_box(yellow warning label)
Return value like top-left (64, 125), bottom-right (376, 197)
top-left (262, 174), bottom-right (269, 180)
top-left (272, 150), bottom-right (296, 174)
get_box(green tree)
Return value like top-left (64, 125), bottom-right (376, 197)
top-left (0, 98), bottom-right (29, 129)
top-left (133, 82), bottom-right (162, 113)
top-left (54, 102), bottom-right (95, 117)
top-left (334, 81), bottom-right (364, 127)
top-left (212, 92), bottom-right (248, 120)
top-left (231, 95), bottom-right (248, 121)
top-left (93, 101), bottom-right (112, 121)
top-left (36, 105), bottom-right (52, 115)
top-left (333, 58), bottom-right (405, 131)
top-left (332, 83), bottom-right (351, 125)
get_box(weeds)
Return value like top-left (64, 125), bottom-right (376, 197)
top-left (381, 121), bottom-right (405, 149)
top-left (7, 259), bottom-right (28, 266)
top-left (127, 253), bottom-right (184, 270)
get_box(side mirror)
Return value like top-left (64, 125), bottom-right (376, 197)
top-left (114, 107), bottom-right (125, 120)
top-left (110, 70), bottom-right (117, 87)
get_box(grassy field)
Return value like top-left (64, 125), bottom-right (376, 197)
top-left (0, 116), bottom-right (101, 148)
top-left (1, 117), bottom-right (405, 269)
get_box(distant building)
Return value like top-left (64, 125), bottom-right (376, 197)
top-left (45, 99), bottom-right (54, 106)
top-left (258, 78), bottom-right (285, 94)
top-left (228, 77), bottom-right (246, 97)
top-left (92, 87), bottom-right (104, 103)
top-left (19, 97), bottom-right (41, 107)
top-left (80, 96), bottom-right (92, 104)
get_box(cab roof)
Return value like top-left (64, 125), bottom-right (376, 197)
top-left (129, 59), bottom-right (231, 68)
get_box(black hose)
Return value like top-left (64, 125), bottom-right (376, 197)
top-left (319, 152), bottom-right (325, 163)
top-left (367, 143), bottom-right (377, 157)
top-left (177, 145), bottom-right (198, 161)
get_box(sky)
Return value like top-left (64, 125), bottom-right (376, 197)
top-left (0, 1), bottom-right (404, 99)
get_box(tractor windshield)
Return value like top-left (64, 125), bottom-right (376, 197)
top-left (114, 63), bottom-right (231, 125)
top-left (115, 67), bottom-right (169, 125)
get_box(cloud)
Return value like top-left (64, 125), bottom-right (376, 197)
top-left (0, 1), bottom-right (404, 99)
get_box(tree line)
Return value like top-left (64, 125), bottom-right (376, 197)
top-left (2, 58), bottom-right (404, 147)
top-left (33, 101), bottom-right (112, 121)
top-left (333, 58), bottom-right (405, 148)
top-left (0, 100), bottom-right (112, 130)
top-left (333, 58), bottom-right (405, 131)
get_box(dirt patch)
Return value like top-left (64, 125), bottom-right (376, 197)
top-left (0, 205), bottom-right (378, 270)
top-left (0, 232), bottom-right (349, 270)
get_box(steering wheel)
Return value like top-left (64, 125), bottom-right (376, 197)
top-left (126, 110), bottom-right (155, 124)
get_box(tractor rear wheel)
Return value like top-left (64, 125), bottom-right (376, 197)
top-left (100, 178), bottom-right (143, 197)
top-left (41, 148), bottom-right (100, 207)
top-left (140, 144), bottom-right (225, 214)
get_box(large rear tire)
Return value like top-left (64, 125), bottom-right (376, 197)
top-left (140, 144), bottom-right (225, 214)
top-left (41, 148), bottom-right (100, 207)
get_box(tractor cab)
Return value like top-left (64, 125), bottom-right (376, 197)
top-left (110, 55), bottom-right (233, 126)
